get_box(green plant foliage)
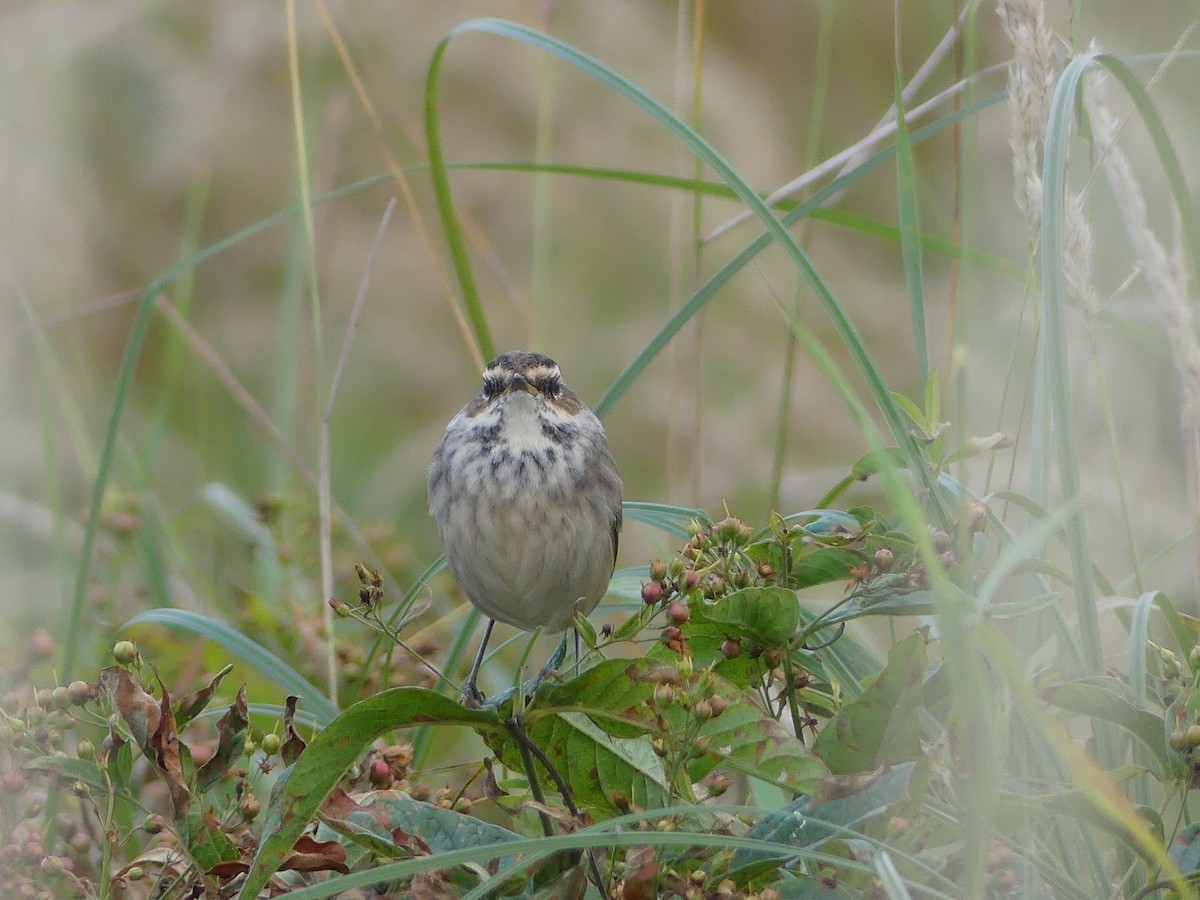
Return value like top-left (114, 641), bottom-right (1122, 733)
top-left (812, 635), bottom-right (927, 775)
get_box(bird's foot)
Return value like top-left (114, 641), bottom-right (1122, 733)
top-left (461, 681), bottom-right (487, 708)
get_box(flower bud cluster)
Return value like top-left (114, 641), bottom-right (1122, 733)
top-left (353, 742), bottom-right (415, 794)
top-left (0, 672), bottom-right (110, 895)
top-left (646, 663), bottom-right (729, 780)
top-left (354, 563), bottom-right (385, 609)
top-left (640, 516), bottom-right (782, 657)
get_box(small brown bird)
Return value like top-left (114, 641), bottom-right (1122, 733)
top-left (428, 351), bottom-right (622, 702)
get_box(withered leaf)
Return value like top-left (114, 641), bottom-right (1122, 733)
top-left (281, 694), bottom-right (308, 765)
top-left (390, 827), bottom-right (433, 857)
top-left (196, 684), bottom-right (249, 791)
top-left (174, 664), bottom-right (235, 729)
top-left (281, 836), bottom-right (349, 874)
top-left (319, 786), bottom-right (368, 820)
top-left (99, 666), bottom-right (160, 754)
top-left (149, 677), bottom-right (190, 818)
top-left (621, 845), bottom-right (659, 900)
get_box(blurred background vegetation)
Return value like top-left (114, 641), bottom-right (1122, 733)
top-left (2, 0), bottom-right (1198, 688)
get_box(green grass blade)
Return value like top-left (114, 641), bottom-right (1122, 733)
top-left (423, 36), bottom-right (495, 361)
top-left (622, 501), bottom-right (710, 539)
top-left (424, 19), bottom-right (1011, 531)
top-left (893, 64), bottom-right (928, 380)
top-left (1040, 51), bottom-right (1104, 673)
top-left (121, 608), bottom-right (339, 726)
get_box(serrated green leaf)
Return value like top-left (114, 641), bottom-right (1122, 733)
top-left (24, 755), bottom-right (110, 796)
top-left (681, 680), bottom-right (825, 792)
top-left (488, 712), bottom-right (670, 818)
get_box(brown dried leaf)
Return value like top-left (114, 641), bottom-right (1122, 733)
top-left (808, 765), bottom-right (890, 805)
top-left (281, 836), bottom-right (349, 874)
top-left (525, 800), bottom-right (586, 831)
top-left (149, 678), bottom-right (190, 818)
top-left (174, 664), bottom-right (234, 729)
top-left (99, 666), bottom-right (160, 753)
top-left (390, 827), bottom-right (433, 857)
top-left (196, 684), bottom-right (249, 791)
top-left (281, 694), bottom-right (307, 765)
top-left (621, 845), bottom-right (658, 900)
top-left (529, 862), bottom-right (588, 899)
top-left (319, 786), bottom-right (369, 820)
top-left (408, 870), bottom-right (460, 900)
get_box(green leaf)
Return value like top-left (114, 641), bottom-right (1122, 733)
top-left (607, 599), bottom-right (659, 643)
top-left (179, 806), bottom-right (240, 871)
top-left (894, 64), bottom-right (928, 381)
top-left (622, 501), bottom-right (711, 539)
top-left (237, 688), bottom-right (503, 899)
top-left (1169, 822), bottom-right (1200, 874)
top-left (680, 680), bottom-right (826, 792)
top-left (122, 608), bottom-right (340, 727)
top-left (849, 448), bottom-right (908, 481)
top-left (488, 712), bottom-right (670, 819)
top-left (24, 755), bottom-right (110, 797)
top-left (821, 588), bottom-right (936, 625)
top-left (1043, 677), bottom-right (1174, 778)
top-left (729, 763), bottom-right (915, 884)
top-left (321, 789), bottom-right (523, 863)
top-left (813, 634), bottom-right (926, 774)
top-left (530, 656), bottom-right (661, 738)
top-left (700, 587), bottom-right (800, 648)
top-left (792, 547), bottom-right (860, 591)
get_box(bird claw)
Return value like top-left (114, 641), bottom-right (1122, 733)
top-left (461, 682), bottom-right (487, 708)
top-left (459, 633), bottom-right (573, 710)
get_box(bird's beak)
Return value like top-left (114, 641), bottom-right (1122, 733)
top-left (507, 373), bottom-right (540, 395)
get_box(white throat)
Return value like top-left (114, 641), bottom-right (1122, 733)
top-left (499, 394), bottom-right (553, 452)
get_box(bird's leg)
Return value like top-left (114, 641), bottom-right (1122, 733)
top-left (527, 632), bottom-right (570, 694)
top-left (462, 618), bottom-right (496, 707)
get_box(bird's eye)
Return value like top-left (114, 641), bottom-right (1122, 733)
top-left (534, 374), bottom-right (561, 396)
